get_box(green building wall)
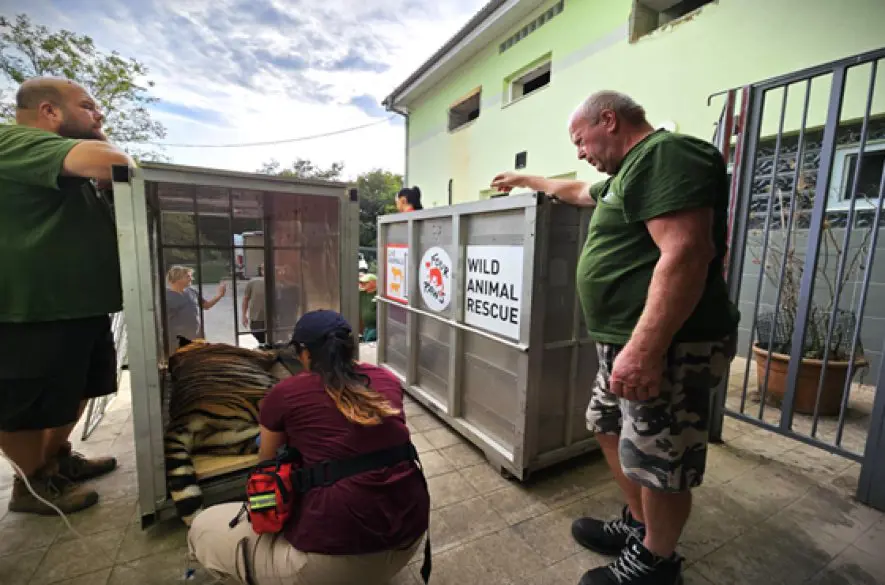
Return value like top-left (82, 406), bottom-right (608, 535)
top-left (401, 0), bottom-right (885, 208)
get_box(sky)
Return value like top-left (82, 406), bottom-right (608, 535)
top-left (3, 0), bottom-right (489, 179)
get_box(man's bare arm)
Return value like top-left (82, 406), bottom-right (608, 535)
top-left (62, 141), bottom-right (135, 181)
top-left (628, 207), bottom-right (716, 357)
top-left (241, 294), bottom-right (251, 325)
top-left (490, 172), bottom-right (596, 207)
top-left (202, 294), bottom-right (223, 310)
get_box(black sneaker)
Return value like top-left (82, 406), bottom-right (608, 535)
top-left (579, 537), bottom-right (683, 585)
top-left (571, 505), bottom-right (645, 556)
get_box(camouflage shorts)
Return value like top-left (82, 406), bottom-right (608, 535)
top-left (585, 336), bottom-right (736, 492)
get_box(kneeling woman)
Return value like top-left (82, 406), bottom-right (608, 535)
top-left (188, 310), bottom-right (430, 585)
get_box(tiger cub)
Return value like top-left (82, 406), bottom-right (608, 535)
top-left (164, 338), bottom-right (300, 525)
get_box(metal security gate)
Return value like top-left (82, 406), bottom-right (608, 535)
top-left (709, 47), bottom-right (885, 511)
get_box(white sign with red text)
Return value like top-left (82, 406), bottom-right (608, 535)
top-left (419, 246), bottom-right (453, 312)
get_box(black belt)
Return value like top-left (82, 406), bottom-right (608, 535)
top-left (292, 443), bottom-right (418, 492)
top-left (292, 442), bottom-right (432, 583)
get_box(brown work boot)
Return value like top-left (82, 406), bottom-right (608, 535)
top-left (8, 466), bottom-right (99, 516)
top-left (56, 442), bottom-right (117, 483)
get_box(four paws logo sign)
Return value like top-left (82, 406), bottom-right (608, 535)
top-left (420, 246), bottom-right (452, 312)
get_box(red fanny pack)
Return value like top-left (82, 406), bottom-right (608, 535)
top-left (247, 461), bottom-right (296, 533)
top-left (230, 456), bottom-right (299, 534)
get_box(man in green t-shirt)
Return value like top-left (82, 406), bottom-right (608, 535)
top-left (492, 90), bottom-right (739, 585)
top-left (0, 77), bottom-right (134, 516)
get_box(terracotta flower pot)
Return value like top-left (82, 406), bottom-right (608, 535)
top-left (751, 344), bottom-right (867, 416)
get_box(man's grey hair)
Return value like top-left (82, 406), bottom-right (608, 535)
top-left (570, 90), bottom-right (648, 127)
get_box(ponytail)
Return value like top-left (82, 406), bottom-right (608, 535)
top-left (307, 329), bottom-right (400, 425)
top-left (398, 186), bottom-right (423, 211)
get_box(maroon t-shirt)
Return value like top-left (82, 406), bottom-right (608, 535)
top-left (259, 363), bottom-right (430, 555)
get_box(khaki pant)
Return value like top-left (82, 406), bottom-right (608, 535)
top-left (188, 503), bottom-right (423, 585)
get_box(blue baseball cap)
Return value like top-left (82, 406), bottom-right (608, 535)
top-left (290, 310), bottom-right (352, 346)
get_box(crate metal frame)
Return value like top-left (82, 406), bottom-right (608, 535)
top-left (376, 193), bottom-right (599, 479)
top-left (112, 162), bottom-right (359, 527)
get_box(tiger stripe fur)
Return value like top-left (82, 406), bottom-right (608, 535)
top-left (164, 338), bottom-right (300, 525)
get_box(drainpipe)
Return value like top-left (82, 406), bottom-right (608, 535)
top-left (388, 103), bottom-right (410, 186)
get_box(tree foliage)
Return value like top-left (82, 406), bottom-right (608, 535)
top-left (256, 157), bottom-right (344, 180)
top-left (258, 158), bottom-right (401, 248)
top-left (355, 169), bottom-right (401, 247)
top-left (0, 14), bottom-right (167, 161)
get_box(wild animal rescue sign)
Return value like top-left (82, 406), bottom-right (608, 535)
top-left (464, 245), bottom-right (524, 340)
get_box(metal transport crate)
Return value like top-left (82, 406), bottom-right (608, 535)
top-left (111, 163), bottom-right (359, 527)
top-left (376, 193), bottom-right (599, 480)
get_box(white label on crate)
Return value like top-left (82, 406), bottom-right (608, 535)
top-left (464, 245), bottom-right (524, 340)
top-left (385, 244), bottom-right (408, 303)
top-left (419, 246), bottom-right (453, 312)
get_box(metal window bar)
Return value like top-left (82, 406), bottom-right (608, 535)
top-left (153, 185), bottom-right (171, 358)
top-left (741, 80), bottom-right (811, 420)
top-left (739, 86), bottom-right (792, 419)
top-left (838, 156), bottom-right (885, 446)
top-left (813, 60), bottom-right (879, 441)
top-left (779, 66), bottom-right (849, 432)
top-left (192, 187), bottom-right (207, 339)
top-left (227, 189), bottom-right (242, 344)
top-left (264, 194), bottom-right (278, 345)
top-left (757, 80), bottom-right (812, 423)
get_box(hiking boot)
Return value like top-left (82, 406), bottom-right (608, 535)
top-left (57, 442), bottom-right (117, 483)
top-left (571, 505), bottom-right (645, 556)
top-left (8, 468), bottom-right (99, 516)
top-left (579, 537), bottom-right (683, 585)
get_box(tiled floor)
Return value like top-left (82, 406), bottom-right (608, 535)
top-left (725, 356), bottom-right (875, 457)
top-left (2, 347), bottom-right (884, 585)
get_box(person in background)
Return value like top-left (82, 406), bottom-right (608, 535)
top-left (359, 272), bottom-right (378, 342)
top-left (242, 263), bottom-right (266, 344)
top-left (274, 263), bottom-right (302, 339)
top-left (491, 90), bottom-right (739, 585)
top-left (396, 186), bottom-right (423, 212)
top-left (0, 77), bottom-right (134, 515)
top-left (165, 265), bottom-right (226, 353)
top-left (188, 310), bottom-right (429, 585)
